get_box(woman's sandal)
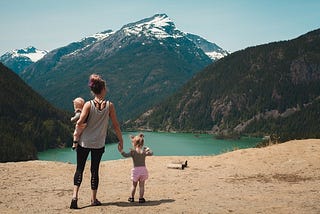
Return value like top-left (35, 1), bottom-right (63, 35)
top-left (128, 197), bottom-right (134, 203)
top-left (70, 198), bottom-right (78, 209)
top-left (91, 199), bottom-right (102, 206)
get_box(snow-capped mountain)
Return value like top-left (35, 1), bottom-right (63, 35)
top-left (0, 46), bottom-right (47, 74)
top-left (21, 14), bottom-right (226, 121)
top-left (121, 14), bottom-right (228, 60)
top-left (186, 33), bottom-right (229, 60)
top-left (122, 14), bottom-right (184, 39)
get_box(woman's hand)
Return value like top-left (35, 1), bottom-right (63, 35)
top-left (118, 141), bottom-right (123, 152)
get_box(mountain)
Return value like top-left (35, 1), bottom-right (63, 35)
top-left (21, 14), bottom-right (226, 121)
top-left (0, 46), bottom-right (47, 74)
top-left (0, 63), bottom-right (72, 162)
top-left (186, 33), bottom-right (229, 60)
top-left (126, 29), bottom-right (320, 142)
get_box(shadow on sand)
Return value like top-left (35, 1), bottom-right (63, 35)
top-left (79, 199), bottom-right (175, 209)
top-left (113, 199), bottom-right (175, 207)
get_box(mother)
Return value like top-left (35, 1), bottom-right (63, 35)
top-left (70, 74), bottom-right (124, 209)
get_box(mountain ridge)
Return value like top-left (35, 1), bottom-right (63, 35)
top-left (1, 14), bottom-right (227, 74)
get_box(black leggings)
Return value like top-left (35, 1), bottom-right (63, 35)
top-left (73, 145), bottom-right (105, 190)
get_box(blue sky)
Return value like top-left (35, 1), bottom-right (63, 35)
top-left (0, 0), bottom-right (319, 55)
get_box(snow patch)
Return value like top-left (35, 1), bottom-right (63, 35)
top-left (206, 51), bottom-right (228, 60)
top-left (123, 14), bottom-right (184, 39)
top-left (10, 47), bottom-right (48, 62)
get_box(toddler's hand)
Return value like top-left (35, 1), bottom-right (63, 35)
top-left (144, 147), bottom-right (150, 152)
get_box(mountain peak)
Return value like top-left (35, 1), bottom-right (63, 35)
top-left (121, 13), bottom-right (183, 39)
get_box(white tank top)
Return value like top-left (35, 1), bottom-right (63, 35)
top-left (79, 100), bottom-right (110, 149)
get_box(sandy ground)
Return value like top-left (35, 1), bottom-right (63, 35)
top-left (0, 139), bottom-right (319, 214)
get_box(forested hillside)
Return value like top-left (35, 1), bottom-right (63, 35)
top-left (0, 63), bottom-right (72, 162)
top-left (127, 29), bottom-right (320, 142)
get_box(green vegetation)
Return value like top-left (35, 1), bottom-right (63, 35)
top-left (127, 29), bottom-right (320, 142)
top-left (247, 99), bottom-right (320, 143)
top-left (0, 63), bottom-right (119, 162)
top-left (0, 63), bottom-right (73, 162)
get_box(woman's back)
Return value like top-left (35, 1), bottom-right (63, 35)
top-left (79, 100), bottom-right (110, 148)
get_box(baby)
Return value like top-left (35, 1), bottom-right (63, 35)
top-left (71, 97), bottom-right (85, 150)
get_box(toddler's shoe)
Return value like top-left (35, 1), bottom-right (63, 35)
top-left (139, 198), bottom-right (146, 203)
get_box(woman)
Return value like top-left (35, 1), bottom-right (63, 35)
top-left (70, 74), bottom-right (123, 209)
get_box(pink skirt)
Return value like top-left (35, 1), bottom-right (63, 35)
top-left (131, 166), bottom-right (148, 182)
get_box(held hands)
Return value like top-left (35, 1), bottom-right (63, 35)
top-left (144, 146), bottom-right (153, 155)
top-left (118, 141), bottom-right (123, 152)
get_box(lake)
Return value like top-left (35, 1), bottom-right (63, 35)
top-left (38, 132), bottom-right (262, 164)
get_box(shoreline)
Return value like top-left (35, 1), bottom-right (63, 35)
top-left (37, 132), bottom-right (262, 164)
top-left (1, 139), bottom-right (320, 213)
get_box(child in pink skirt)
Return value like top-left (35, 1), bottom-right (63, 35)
top-left (121, 133), bottom-right (153, 203)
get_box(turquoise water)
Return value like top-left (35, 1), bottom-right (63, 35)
top-left (38, 132), bottom-right (261, 164)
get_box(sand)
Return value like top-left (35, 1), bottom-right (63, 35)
top-left (0, 139), bottom-right (319, 214)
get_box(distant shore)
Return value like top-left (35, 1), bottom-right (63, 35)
top-left (1, 139), bottom-right (319, 213)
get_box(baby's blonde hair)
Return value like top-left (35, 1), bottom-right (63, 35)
top-left (73, 97), bottom-right (85, 111)
top-left (131, 133), bottom-right (144, 148)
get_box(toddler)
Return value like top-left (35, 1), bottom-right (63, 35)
top-left (121, 133), bottom-right (153, 203)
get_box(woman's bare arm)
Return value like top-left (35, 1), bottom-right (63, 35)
top-left (109, 102), bottom-right (124, 152)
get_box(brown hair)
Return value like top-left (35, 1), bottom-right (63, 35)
top-left (88, 74), bottom-right (106, 95)
top-left (131, 133), bottom-right (145, 148)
